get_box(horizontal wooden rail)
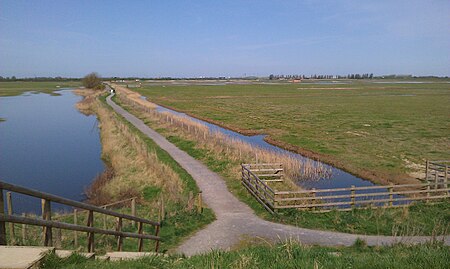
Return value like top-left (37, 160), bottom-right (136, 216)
top-left (275, 194), bottom-right (449, 209)
top-left (275, 181), bottom-right (447, 195)
top-left (276, 187), bottom-right (450, 202)
top-left (0, 214), bottom-right (161, 241)
top-left (0, 181), bottom-right (159, 226)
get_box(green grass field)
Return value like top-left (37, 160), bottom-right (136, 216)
top-left (136, 80), bottom-right (450, 184)
top-left (0, 81), bottom-right (81, 97)
top-left (40, 241), bottom-right (449, 269)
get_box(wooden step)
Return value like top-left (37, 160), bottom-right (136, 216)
top-left (0, 246), bottom-right (54, 269)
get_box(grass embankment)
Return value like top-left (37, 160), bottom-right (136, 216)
top-left (4, 90), bottom-right (215, 253)
top-left (115, 91), bottom-right (449, 236)
top-left (41, 241), bottom-right (450, 269)
top-left (0, 81), bottom-right (81, 97)
top-left (135, 80), bottom-right (450, 185)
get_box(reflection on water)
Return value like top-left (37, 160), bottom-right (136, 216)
top-left (0, 90), bottom-right (104, 213)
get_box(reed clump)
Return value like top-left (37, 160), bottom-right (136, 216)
top-left (114, 84), bottom-right (331, 183)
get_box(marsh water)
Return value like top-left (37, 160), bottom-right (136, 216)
top-left (0, 90), bottom-right (104, 213)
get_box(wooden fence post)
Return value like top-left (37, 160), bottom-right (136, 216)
top-left (137, 222), bottom-right (143, 252)
top-left (425, 160), bottom-right (429, 181)
top-left (6, 192), bottom-right (15, 245)
top-left (426, 182), bottom-right (431, 203)
top-left (434, 170), bottom-right (438, 189)
top-left (0, 188), bottom-right (6, 245)
top-left (311, 188), bottom-right (316, 211)
top-left (154, 225), bottom-right (160, 252)
top-left (86, 210), bottom-right (94, 252)
top-left (350, 185), bottom-right (355, 208)
top-left (197, 191), bottom-right (203, 214)
top-left (388, 185), bottom-right (394, 207)
top-left (116, 217), bottom-right (123, 251)
top-left (42, 199), bottom-right (52, 247)
top-left (131, 198), bottom-right (136, 227)
top-left (73, 209), bottom-right (78, 248)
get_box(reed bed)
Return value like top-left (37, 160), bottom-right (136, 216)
top-left (114, 85), bottom-right (331, 182)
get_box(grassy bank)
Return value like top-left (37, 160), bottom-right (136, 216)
top-left (115, 92), bottom-right (449, 236)
top-left (61, 91), bottom-right (214, 252)
top-left (0, 81), bottom-right (81, 97)
top-left (135, 80), bottom-right (450, 185)
top-left (41, 241), bottom-right (450, 269)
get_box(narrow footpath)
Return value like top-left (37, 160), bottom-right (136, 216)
top-left (106, 92), bottom-right (449, 256)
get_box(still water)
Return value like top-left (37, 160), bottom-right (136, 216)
top-left (0, 90), bottom-right (104, 213)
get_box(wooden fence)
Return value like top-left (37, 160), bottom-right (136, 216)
top-left (242, 163), bottom-right (450, 213)
top-left (0, 180), bottom-right (161, 252)
top-left (426, 160), bottom-right (449, 189)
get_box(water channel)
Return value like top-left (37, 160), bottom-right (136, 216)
top-left (0, 90), bottom-right (105, 213)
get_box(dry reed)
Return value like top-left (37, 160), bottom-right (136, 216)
top-left (113, 84), bottom-right (331, 183)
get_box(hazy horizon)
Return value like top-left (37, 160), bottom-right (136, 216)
top-left (1, 0), bottom-right (449, 78)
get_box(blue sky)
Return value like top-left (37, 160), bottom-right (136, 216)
top-left (1, 0), bottom-right (449, 77)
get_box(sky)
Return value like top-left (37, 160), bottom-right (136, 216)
top-left (0, 0), bottom-right (449, 78)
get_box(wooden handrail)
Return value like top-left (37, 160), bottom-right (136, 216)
top-left (0, 214), bottom-right (161, 241)
top-left (0, 181), bottom-right (159, 227)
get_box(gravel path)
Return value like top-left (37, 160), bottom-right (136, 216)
top-left (106, 92), bottom-right (449, 256)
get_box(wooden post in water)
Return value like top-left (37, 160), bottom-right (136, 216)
top-left (73, 209), bottom-right (78, 248)
top-left (0, 188), bottom-right (6, 245)
top-left (6, 192), bottom-right (15, 245)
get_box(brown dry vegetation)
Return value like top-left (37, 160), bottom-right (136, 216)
top-left (112, 84), bottom-right (331, 192)
top-left (76, 89), bottom-right (184, 206)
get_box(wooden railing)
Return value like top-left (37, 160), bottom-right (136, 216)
top-left (426, 160), bottom-right (449, 189)
top-left (241, 164), bottom-right (450, 213)
top-left (241, 164), bottom-right (277, 214)
top-left (0, 180), bottom-right (161, 252)
top-left (243, 163), bottom-right (284, 182)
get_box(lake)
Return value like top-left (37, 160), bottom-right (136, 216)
top-left (0, 90), bottom-right (104, 214)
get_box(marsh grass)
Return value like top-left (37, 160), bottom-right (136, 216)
top-left (115, 85), bottom-right (331, 184)
top-left (114, 89), bottom-right (449, 236)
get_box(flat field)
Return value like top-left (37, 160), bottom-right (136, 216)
top-left (0, 81), bottom-right (81, 97)
top-left (136, 80), bottom-right (450, 183)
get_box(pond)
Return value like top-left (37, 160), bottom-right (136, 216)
top-left (0, 90), bottom-right (105, 214)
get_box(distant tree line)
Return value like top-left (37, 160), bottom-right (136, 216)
top-left (269, 73), bottom-right (374, 80)
top-left (0, 76), bottom-right (80, 81)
